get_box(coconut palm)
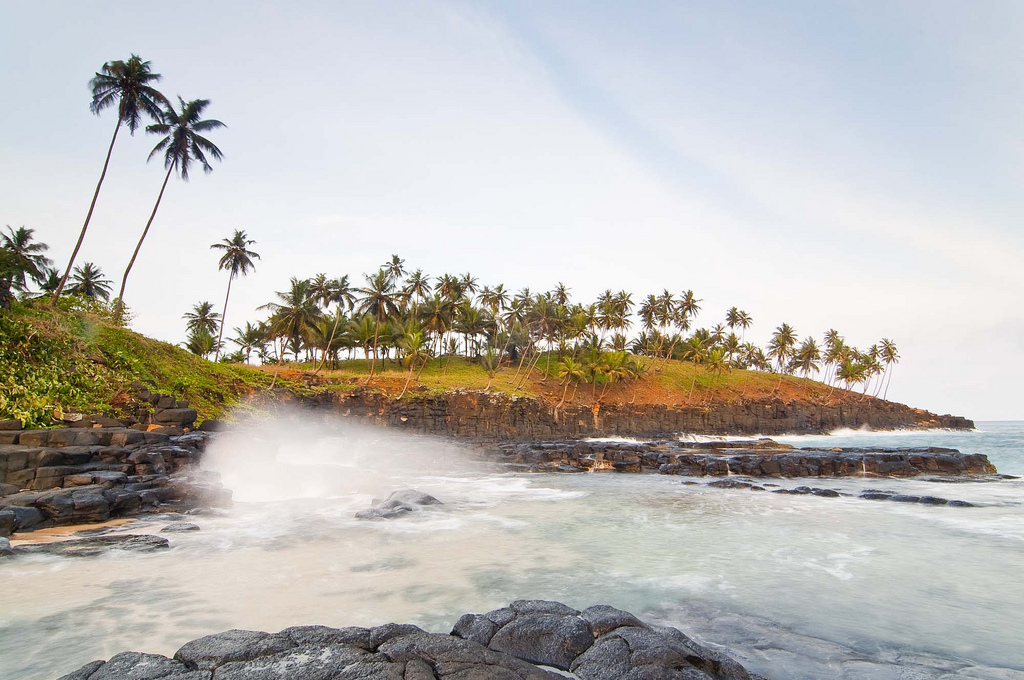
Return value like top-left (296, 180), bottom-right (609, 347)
top-left (67, 262), bottom-right (112, 300)
top-left (384, 254), bottom-right (405, 283)
top-left (52, 55), bottom-right (168, 303)
top-left (1, 226), bottom-right (51, 293)
top-left (880, 338), bottom-right (900, 400)
top-left (231, 321), bottom-right (266, 364)
top-left (184, 328), bottom-right (217, 357)
top-left (402, 269), bottom-right (431, 313)
top-left (316, 275), bottom-right (357, 371)
top-left (397, 329), bottom-right (429, 398)
top-left (260, 278), bottom-right (322, 362)
top-left (793, 337), bottom-right (821, 378)
top-left (183, 301), bottom-right (221, 336)
top-left (209, 230), bottom-right (259, 361)
top-left (356, 269), bottom-right (401, 378)
top-left (115, 97), bottom-right (225, 315)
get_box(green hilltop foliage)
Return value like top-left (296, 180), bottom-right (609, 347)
top-left (0, 298), bottom-right (275, 428)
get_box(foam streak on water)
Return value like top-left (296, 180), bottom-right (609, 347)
top-left (1, 418), bottom-right (1022, 679)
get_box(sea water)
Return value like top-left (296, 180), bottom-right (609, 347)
top-left (0, 420), bottom-right (1022, 679)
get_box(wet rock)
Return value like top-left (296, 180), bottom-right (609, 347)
top-left (56, 659), bottom-right (104, 680)
top-left (56, 601), bottom-right (760, 680)
top-left (860, 491), bottom-right (893, 500)
top-left (15, 534), bottom-right (169, 557)
top-left (161, 522), bottom-right (200, 533)
top-left (488, 614), bottom-right (593, 670)
top-left (0, 509), bottom-right (14, 537)
top-left (581, 604), bottom-right (646, 637)
top-left (356, 489), bottom-right (442, 520)
top-left (0, 536), bottom-right (12, 556)
top-left (174, 629), bottom-right (296, 671)
top-left (947, 500), bottom-right (975, 507)
top-left (452, 613), bottom-right (499, 645)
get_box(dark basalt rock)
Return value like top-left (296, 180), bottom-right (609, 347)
top-left (161, 522), bottom-right (200, 533)
top-left (57, 600), bottom-right (762, 679)
top-left (355, 489), bottom-right (443, 520)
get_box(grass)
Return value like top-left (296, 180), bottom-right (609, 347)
top-left (267, 351), bottom-right (849, 408)
top-left (0, 298), bottom-right (294, 428)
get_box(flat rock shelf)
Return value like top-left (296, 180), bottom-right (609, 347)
top-left (490, 438), bottom-right (998, 477)
top-left (58, 599), bottom-right (765, 680)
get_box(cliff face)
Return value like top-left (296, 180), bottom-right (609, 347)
top-left (295, 390), bottom-right (973, 439)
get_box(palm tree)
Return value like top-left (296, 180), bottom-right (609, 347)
top-left (402, 269), bottom-right (431, 313)
top-left (384, 254), bottom-right (406, 283)
top-left (316, 275), bottom-right (357, 372)
top-left (184, 328), bottom-right (217, 358)
top-left (260, 278), bottom-right (322, 363)
top-left (183, 301), bottom-right (221, 336)
top-left (397, 329), bottom-right (429, 398)
top-left (210, 230), bottom-right (259, 361)
top-left (231, 321), bottom-right (266, 364)
top-left (356, 269), bottom-right (401, 379)
top-left (67, 263), bottom-right (112, 300)
top-left (1, 226), bottom-right (51, 293)
top-left (115, 97), bottom-right (225, 315)
top-left (794, 337), bottom-right (821, 378)
top-left (736, 310), bottom-right (753, 342)
top-left (880, 338), bottom-right (900, 400)
top-left (53, 55), bottom-right (168, 303)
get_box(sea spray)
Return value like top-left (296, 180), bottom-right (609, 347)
top-left (202, 409), bottom-right (493, 503)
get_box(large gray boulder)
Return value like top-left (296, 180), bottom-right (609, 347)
top-left (174, 629), bottom-right (296, 671)
top-left (488, 613), bottom-right (593, 670)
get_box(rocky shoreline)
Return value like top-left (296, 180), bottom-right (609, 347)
top-left (486, 437), bottom-right (998, 477)
top-left (57, 599), bottom-right (765, 680)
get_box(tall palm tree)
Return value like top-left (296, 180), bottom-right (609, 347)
top-left (116, 97), bottom-right (225, 315)
top-left (880, 338), bottom-right (900, 400)
top-left (53, 55), bottom-right (168, 303)
top-left (183, 301), bottom-right (221, 336)
top-left (384, 254), bottom-right (405, 283)
top-left (316, 274), bottom-right (357, 372)
top-left (67, 262), bottom-right (112, 300)
top-left (356, 269), bottom-right (401, 379)
top-left (210, 230), bottom-right (259, 361)
top-left (1, 226), bottom-right (51, 293)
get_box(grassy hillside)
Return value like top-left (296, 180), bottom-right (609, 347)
top-left (0, 299), bottom-right (281, 428)
top-left (268, 352), bottom-right (848, 408)
top-left (1, 300), bottom-right (865, 430)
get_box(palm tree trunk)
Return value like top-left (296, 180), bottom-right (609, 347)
top-left (368, 312), bottom-right (381, 379)
top-left (316, 304), bottom-right (345, 373)
top-left (53, 116), bottom-right (123, 304)
top-left (214, 273), bottom-right (234, 362)
top-left (883, 366), bottom-right (893, 400)
top-left (116, 163), bottom-right (174, 317)
top-left (399, 362), bottom-right (415, 398)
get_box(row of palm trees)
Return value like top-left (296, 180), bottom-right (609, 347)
top-left (45, 54), bottom-right (224, 317)
top-left (171, 252), bottom-right (901, 401)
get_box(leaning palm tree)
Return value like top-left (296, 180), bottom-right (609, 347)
top-left (880, 338), bottom-right (900, 400)
top-left (1, 226), bottom-right (51, 293)
top-left (67, 262), bottom-right (112, 300)
top-left (356, 269), bottom-right (401, 379)
top-left (115, 97), bottom-right (225, 316)
top-left (210, 230), bottom-right (259, 361)
top-left (53, 56), bottom-right (168, 303)
top-left (183, 301), bottom-right (221, 336)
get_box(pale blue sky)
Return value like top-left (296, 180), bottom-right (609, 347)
top-left (1, 1), bottom-right (1022, 419)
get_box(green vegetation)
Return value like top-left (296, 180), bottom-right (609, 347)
top-left (0, 299), bottom-right (278, 428)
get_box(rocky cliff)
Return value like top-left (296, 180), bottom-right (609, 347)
top-left (294, 389), bottom-right (973, 439)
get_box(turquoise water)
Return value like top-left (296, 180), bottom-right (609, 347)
top-left (1, 420), bottom-right (1022, 679)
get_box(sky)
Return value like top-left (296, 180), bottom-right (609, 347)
top-left (1, 1), bottom-right (1022, 420)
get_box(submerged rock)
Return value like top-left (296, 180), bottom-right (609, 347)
top-left (355, 489), bottom-right (443, 520)
top-left (161, 522), bottom-right (200, 533)
top-left (57, 600), bottom-right (764, 679)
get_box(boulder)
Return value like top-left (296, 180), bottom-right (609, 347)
top-left (0, 509), bottom-right (14, 537)
top-left (174, 629), bottom-right (296, 671)
top-left (0, 418), bottom-right (23, 431)
top-left (161, 522), bottom-right (200, 533)
top-left (153, 408), bottom-right (198, 428)
top-left (488, 613), bottom-right (593, 670)
top-left (356, 489), bottom-right (443, 520)
top-left (0, 536), bottom-right (12, 557)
